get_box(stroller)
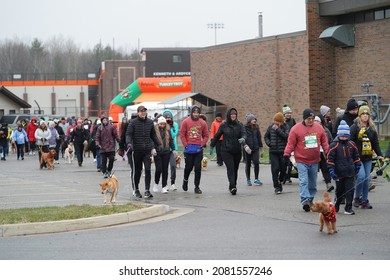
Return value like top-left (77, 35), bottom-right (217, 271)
top-left (371, 156), bottom-right (390, 182)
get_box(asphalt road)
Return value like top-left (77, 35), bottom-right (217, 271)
top-left (0, 150), bottom-right (389, 260)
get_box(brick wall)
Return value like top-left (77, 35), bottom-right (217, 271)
top-left (191, 32), bottom-right (308, 134)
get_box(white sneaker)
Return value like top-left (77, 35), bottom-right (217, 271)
top-left (93, 158), bottom-right (97, 162)
top-left (29, 151), bottom-right (32, 156)
top-left (153, 183), bottom-right (160, 193)
top-left (170, 184), bottom-right (177, 191)
top-left (161, 187), bottom-right (169, 194)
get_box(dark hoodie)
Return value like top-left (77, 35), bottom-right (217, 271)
top-left (210, 108), bottom-right (246, 153)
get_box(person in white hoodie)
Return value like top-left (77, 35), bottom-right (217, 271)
top-left (34, 120), bottom-right (52, 167)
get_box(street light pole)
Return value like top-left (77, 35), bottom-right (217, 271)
top-left (207, 23), bottom-right (224, 45)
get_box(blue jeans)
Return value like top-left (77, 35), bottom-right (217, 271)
top-left (297, 162), bottom-right (318, 204)
top-left (355, 160), bottom-right (372, 202)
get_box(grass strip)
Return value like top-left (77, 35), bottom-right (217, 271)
top-left (0, 203), bottom-right (145, 225)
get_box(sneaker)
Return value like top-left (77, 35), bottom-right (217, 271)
top-left (29, 151), bottom-right (32, 156)
top-left (182, 179), bottom-right (188, 191)
top-left (275, 190), bottom-right (282, 195)
top-left (21, 157), bottom-right (24, 160)
top-left (230, 187), bottom-right (237, 195)
top-left (303, 203), bottom-right (310, 212)
top-left (353, 198), bottom-right (361, 208)
top-left (254, 179), bottom-right (263, 186)
top-left (246, 179), bottom-right (252, 186)
top-left (194, 187), bottom-right (202, 194)
top-left (103, 172), bottom-right (109, 178)
top-left (344, 209), bottom-right (355, 215)
top-left (360, 200), bottom-right (373, 209)
top-left (97, 169), bottom-right (101, 172)
top-left (144, 191), bottom-right (153, 198)
top-left (161, 186), bottom-right (169, 194)
top-left (133, 189), bottom-right (142, 198)
top-left (326, 183), bottom-right (334, 192)
top-left (153, 183), bottom-right (160, 193)
top-left (170, 184), bottom-right (177, 191)
top-left (369, 183), bottom-right (376, 191)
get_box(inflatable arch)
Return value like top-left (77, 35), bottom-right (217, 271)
top-left (108, 77), bottom-right (191, 123)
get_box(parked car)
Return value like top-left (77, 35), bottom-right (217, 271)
top-left (0, 114), bottom-right (44, 130)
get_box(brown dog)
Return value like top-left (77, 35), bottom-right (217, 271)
top-left (176, 155), bottom-right (182, 169)
top-left (99, 175), bottom-right (119, 205)
top-left (310, 192), bottom-right (337, 234)
top-left (40, 148), bottom-right (57, 170)
top-left (10, 140), bottom-right (17, 154)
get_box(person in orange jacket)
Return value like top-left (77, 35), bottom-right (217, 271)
top-left (210, 112), bottom-right (224, 166)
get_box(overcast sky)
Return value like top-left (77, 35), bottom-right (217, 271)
top-left (2, 0), bottom-right (306, 51)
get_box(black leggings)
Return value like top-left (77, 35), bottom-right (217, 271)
top-left (221, 151), bottom-right (242, 189)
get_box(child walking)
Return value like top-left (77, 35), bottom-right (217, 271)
top-left (327, 121), bottom-right (361, 215)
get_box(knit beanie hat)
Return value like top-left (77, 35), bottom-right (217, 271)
top-left (157, 116), bottom-right (166, 124)
top-left (215, 112), bottom-right (222, 118)
top-left (100, 115), bottom-right (107, 122)
top-left (337, 120), bottom-right (350, 138)
top-left (314, 116), bottom-right (321, 123)
top-left (274, 112), bottom-right (285, 123)
top-left (358, 105), bottom-right (370, 116)
top-left (346, 98), bottom-right (359, 111)
top-left (320, 105), bottom-right (330, 116)
top-left (303, 108), bottom-right (315, 120)
top-left (246, 113), bottom-right (256, 123)
top-left (282, 105), bottom-right (292, 115)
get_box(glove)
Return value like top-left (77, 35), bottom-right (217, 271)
top-left (210, 147), bottom-right (215, 155)
top-left (244, 144), bottom-right (252, 154)
top-left (329, 168), bottom-right (338, 180)
top-left (118, 149), bottom-right (124, 157)
top-left (172, 150), bottom-right (178, 159)
top-left (283, 156), bottom-right (290, 166)
top-left (151, 148), bottom-right (157, 156)
top-left (238, 138), bottom-right (245, 144)
top-left (355, 164), bottom-right (361, 175)
top-left (126, 143), bottom-right (132, 153)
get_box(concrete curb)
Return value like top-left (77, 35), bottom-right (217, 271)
top-left (0, 204), bottom-right (170, 237)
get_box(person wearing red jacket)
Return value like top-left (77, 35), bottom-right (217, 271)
top-left (179, 105), bottom-right (209, 194)
top-left (210, 112), bottom-right (224, 166)
top-left (26, 117), bottom-right (38, 155)
top-left (284, 108), bottom-right (329, 212)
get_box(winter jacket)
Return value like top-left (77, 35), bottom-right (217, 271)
top-left (12, 128), bottom-right (28, 145)
top-left (327, 137), bottom-right (361, 178)
top-left (264, 123), bottom-right (289, 154)
top-left (210, 118), bottom-right (223, 141)
top-left (245, 123), bottom-right (263, 151)
top-left (162, 109), bottom-right (179, 151)
top-left (34, 127), bottom-right (52, 146)
top-left (350, 123), bottom-right (382, 162)
top-left (210, 108), bottom-right (246, 154)
top-left (48, 127), bottom-right (59, 147)
top-left (154, 123), bottom-right (175, 155)
top-left (26, 122), bottom-right (38, 142)
top-left (95, 123), bottom-right (120, 153)
top-left (126, 116), bottom-right (159, 151)
top-left (284, 122), bottom-right (329, 164)
top-left (70, 126), bottom-right (89, 145)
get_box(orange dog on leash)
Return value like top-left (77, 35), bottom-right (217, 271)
top-left (40, 148), bottom-right (57, 170)
top-left (99, 175), bottom-right (119, 205)
top-left (310, 192), bottom-right (337, 234)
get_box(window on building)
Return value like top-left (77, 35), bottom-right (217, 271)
top-left (365, 11), bottom-right (374, 21)
top-left (385, 8), bottom-right (390, 18)
top-left (173, 54), bottom-right (182, 63)
top-left (375, 10), bottom-right (384, 20)
top-left (9, 110), bottom-right (16, 114)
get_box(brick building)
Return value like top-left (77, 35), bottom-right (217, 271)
top-left (191, 0), bottom-right (390, 136)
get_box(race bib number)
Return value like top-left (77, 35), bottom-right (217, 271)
top-left (305, 135), bottom-right (318, 149)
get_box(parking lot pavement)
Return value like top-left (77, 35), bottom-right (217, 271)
top-left (0, 151), bottom-right (389, 237)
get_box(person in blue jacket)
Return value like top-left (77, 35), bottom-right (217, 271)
top-left (12, 125), bottom-right (28, 160)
